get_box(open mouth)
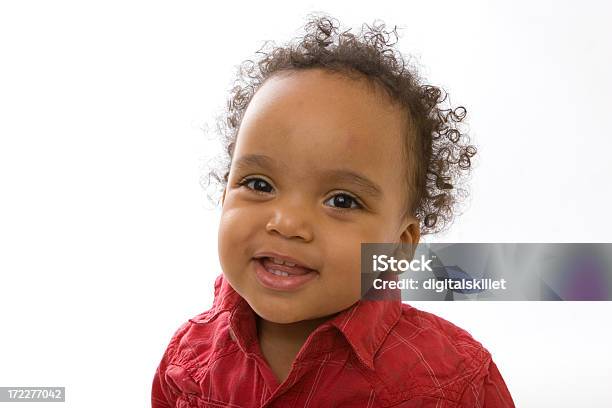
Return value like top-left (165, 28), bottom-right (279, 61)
top-left (254, 256), bottom-right (317, 276)
top-left (253, 256), bottom-right (318, 291)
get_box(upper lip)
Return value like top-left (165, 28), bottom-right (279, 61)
top-left (253, 251), bottom-right (317, 271)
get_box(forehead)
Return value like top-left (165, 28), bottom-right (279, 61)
top-left (234, 69), bottom-right (407, 184)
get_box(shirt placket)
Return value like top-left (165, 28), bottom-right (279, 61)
top-left (261, 326), bottom-right (337, 408)
top-left (229, 312), bottom-right (338, 407)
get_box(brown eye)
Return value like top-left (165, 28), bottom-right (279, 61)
top-left (243, 177), bottom-right (274, 193)
top-left (324, 193), bottom-right (362, 210)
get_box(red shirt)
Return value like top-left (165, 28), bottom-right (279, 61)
top-left (152, 274), bottom-right (515, 407)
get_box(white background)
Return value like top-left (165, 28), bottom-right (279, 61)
top-left (1, 1), bottom-right (611, 407)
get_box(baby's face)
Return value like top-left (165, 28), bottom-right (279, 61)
top-left (218, 68), bottom-right (419, 324)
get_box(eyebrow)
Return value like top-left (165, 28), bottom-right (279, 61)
top-left (232, 154), bottom-right (288, 172)
top-left (232, 154), bottom-right (383, 198)
top-left (322, 169), bottom-right (384, 199)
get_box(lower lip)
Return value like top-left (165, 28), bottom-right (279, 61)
top-left (253, 258), bottom-right (318, 292)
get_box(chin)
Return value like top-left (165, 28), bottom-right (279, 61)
top-left (249, 300), bottom-right (307, 324)
top-left (260, 314), bottom-right (302, 324)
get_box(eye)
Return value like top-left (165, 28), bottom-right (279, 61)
top-left (239, 177), bottom-right (274, 193)
top-left (324, 193), bottom-right (363, 210)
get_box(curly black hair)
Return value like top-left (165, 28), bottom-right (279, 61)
top-left (204, 13), bottom-right (476, 236)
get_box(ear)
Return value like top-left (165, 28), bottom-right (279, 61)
top-left (393, 217), bottom-right (420, 260)
top-left (399, 217), bottom-right (420, 245)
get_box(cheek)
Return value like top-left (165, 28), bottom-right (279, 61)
top-left (318, 232), bottom-right (363, 304)
top-left (318, 218), bottom-right (400, 302)
top-left (218, 205), bottom-right (257, 271)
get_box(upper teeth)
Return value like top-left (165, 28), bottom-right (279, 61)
top-left (270, 257), bottom-right (297, 267)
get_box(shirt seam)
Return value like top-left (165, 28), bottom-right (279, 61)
top-left (454, 352), bottom-right (493, 407)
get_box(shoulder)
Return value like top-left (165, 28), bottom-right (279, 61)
top-left (388, 303), bottom-right (492, 363)
top-left (397, 303), bottom-right (490, 359)
top-left (160, 307), bottom-right (234, 374)
top-left (371, 303), bottom-right (496, 406)
top-left (152, 308), bottom-right (236, 404)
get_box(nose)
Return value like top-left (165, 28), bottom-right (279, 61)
top-left (265, 201), bottom-right (314, 242)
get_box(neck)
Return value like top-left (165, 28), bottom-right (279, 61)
top-left (255, 313), bottom-right (338, 384)
top-left (256, 314), bottom-right (336, 347)
top-left (256, 311), bottom-right (346, 360)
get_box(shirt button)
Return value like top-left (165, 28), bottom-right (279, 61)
top-left (229, 327), bottom-right (237, 342)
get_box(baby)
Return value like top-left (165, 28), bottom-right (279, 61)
top-left (152, 14), bottom-right (515, 407)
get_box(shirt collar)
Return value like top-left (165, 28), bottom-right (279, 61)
top-left (203, 273), bottom-right (402, 371)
